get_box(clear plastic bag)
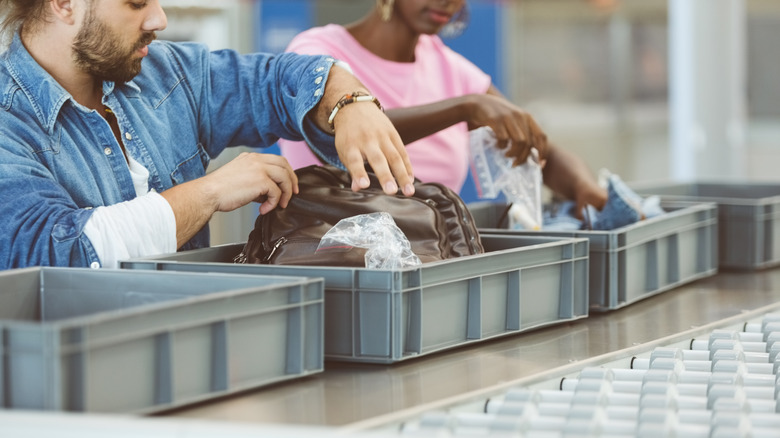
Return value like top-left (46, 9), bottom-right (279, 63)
top-left (469, 126), bottom-right (543, 230)
top-left (316, 212), bottom-right (422, 269)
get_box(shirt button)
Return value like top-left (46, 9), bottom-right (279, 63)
top-left (104, 147), bottom-right (112, 156)
top-left (90, 261), bottom-right (100, 269)
top-left (314, 76), bottom-right (323, 85)
top-left (125, 132), bottom-right (133, 141)
top-left (314, 88), bottom-right (322, 97)
top-left (315, 66), bottom-right (325, 73)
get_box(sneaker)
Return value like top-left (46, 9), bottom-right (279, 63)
top-left (591, 173), bottom-right (645, 230)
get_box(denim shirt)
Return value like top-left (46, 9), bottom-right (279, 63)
top-left (0, 33), bottom-right (341, 269)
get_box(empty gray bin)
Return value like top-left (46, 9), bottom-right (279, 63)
top-left (123, 235), bottom-right (589, 364)
top-left (0, 267), bottom-right (324, 414)
top-left (631, 182), bottom-right (780, 270)
top-left (468, 201), bottom-right (718, 312)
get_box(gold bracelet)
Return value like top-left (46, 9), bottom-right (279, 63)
top-left (327, 92), bottom-right (383, 132)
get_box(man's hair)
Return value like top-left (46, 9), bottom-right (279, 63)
top-left (0, 0), bottom-right (50, 46)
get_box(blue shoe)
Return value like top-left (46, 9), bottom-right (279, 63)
top-left (641, 195), bottom-right (665, 219)
top-left (591, 173), bottom-right (648, 230)
top-left (539, 172), bottom-right (666, 231)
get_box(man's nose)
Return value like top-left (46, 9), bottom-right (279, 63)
top-left (143, 1), bottom-right (168, 32)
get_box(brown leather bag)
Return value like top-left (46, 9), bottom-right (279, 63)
top-left (235, 164), bottom-right (484, 266)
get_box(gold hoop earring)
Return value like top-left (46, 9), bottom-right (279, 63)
top-left (378, 0), bottom-right (395, 22)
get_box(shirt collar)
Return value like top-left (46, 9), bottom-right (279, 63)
top-left (4, 32), bottom-right (140, 133)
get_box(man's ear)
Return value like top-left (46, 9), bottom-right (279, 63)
top-left (49, 0), bottom-right (76, 25)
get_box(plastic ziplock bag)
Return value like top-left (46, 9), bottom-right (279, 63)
top-left (316, 212), bottom-right (422, 269)
top-left (468, 126), bottom-right (543, 230)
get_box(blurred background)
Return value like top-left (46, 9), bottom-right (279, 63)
top-left (157, 0), bottom-right (780, 244)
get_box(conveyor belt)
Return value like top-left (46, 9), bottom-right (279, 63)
top-left (388, 305), bottom-right (780, 437)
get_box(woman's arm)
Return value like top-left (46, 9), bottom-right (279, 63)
top-left (542, 144), bottom-right (607, 216)
top-left (385, 84), bottom-right (548, 164)
top-left (384, 96), bottom-right (472, 144)
top-left (384, 82), bottom-right (605, 215)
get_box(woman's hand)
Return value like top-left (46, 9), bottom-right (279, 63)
top-left (464, 89), bottom-right (549, 166)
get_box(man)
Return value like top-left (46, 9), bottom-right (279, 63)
top-left (0, 0), bottom-right (415, 269)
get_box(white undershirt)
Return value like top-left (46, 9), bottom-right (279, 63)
top-left (82, 155), bottom-right (177, 268)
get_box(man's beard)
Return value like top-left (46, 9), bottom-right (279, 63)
top-left (72, 10), bottom-right (156, 83)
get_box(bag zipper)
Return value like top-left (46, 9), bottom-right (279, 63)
top-left (233, 251), bottom-right (247, 264)
top-left (263, 236), bottom-right (288, 263)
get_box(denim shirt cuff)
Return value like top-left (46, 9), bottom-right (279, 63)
top-left (301, 119), bottom-right (344, 170)
top-left (295, 56), bottom-right (346, 171)
top-left (52, 207), bottom-right (102, 267)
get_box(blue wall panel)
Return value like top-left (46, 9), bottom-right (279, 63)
top-left (255, 0), bottom-right (315, 156)
top-left (443, 1), bottom-right (505, 202)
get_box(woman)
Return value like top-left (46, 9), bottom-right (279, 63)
top-left (278, 0), bottom-right (608, 214)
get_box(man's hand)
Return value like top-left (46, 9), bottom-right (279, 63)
top-left (202, 152), bottom-right (299, 215)
top-left (161, 152), bottom-right (298, 248)
top-left (332, 100), bottom-right (415, 196)
top-left (316, 65), bottom-right (415, 196)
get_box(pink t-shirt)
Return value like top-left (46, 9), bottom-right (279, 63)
top-left (278, 24), bottom-right (492, 192)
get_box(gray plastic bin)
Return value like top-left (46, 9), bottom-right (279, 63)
top-left (123, 235), bottom-right (589, 364)
top-left (0, 267), bottom-right (324, 414)
top-left (631, 182), bottom-right (780, 270)
top-left (468, 201), bottom-right (718, 312)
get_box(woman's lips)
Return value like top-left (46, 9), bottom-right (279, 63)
top-left (428, 9), bottom-right (452, 25)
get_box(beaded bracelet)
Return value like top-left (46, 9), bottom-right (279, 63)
top-left (327, 92), bottom-right (383, 132)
